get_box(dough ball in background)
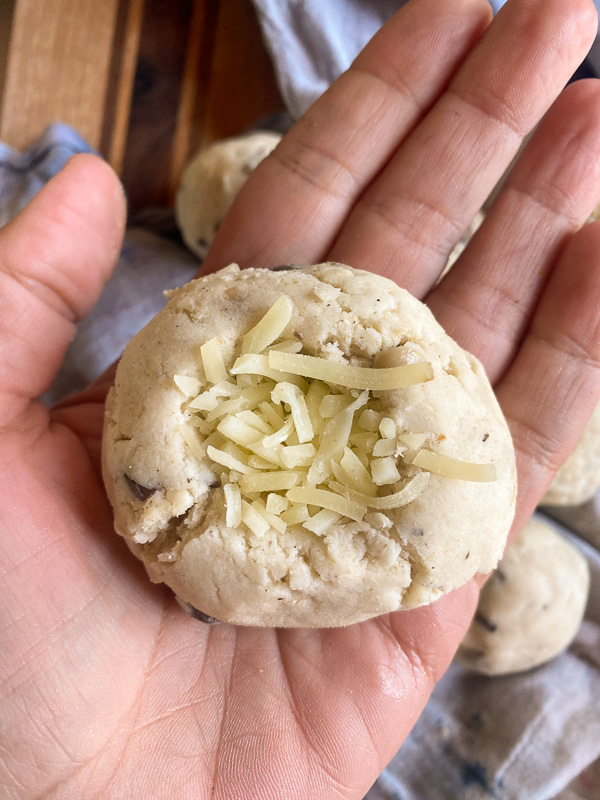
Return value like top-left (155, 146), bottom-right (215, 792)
top-left (457, 516), bottom-right (590, 676)
top-left (175, 131), bottom-right (282, 259)
top-left (542, 401), bottom-right (600, 507)
top-left (541, 198), bottom-right (600, 507)
top-left (588, 200), bottom-right (600, 222)
top-left (440, 210), bottom-right (485, 279)
top-left (444, 196), bottom-right (600, 510)
top-left (102, 263), bottom-right (516, 628)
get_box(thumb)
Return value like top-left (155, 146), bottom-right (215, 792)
top-left (0, 154), bottom-right (126, 422)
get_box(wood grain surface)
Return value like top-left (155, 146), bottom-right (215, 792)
top-left (0, 0), bottom-right (120, 150)
top-left (0, 0), bottom-right (284, 212)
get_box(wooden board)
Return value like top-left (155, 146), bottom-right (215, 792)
top-left (115, 0), bottom-right (284, 211)
top-left (0, 0), bottom-right (284, 212)
top-left (0, 0), bottom-right (120, 151)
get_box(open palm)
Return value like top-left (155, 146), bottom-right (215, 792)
top-left (3, 0), bottom-right (600, 797)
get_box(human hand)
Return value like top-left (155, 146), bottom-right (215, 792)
top-left (2, 0), bottom-right (600, 798)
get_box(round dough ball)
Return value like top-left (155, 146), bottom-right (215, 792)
top-left (457, 517), bottom-right (590, 675)
top-left (442, 210), bottom-right (485, 278)
top-left (588, 198), bottom-right (600, 222)
top-left (102, 263), bottom-right (517, 627)
top-left (175, 132), bottom-right (282, 259)
top-left (542, 401), bottom-right (600, 506)
top-left (541, 200), bottom-right (600, 507)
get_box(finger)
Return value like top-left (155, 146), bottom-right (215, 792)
top-left (51, 361), bottom-right (119, 466)
top-left (201, 0), bottom-right (492, 275)
top-left (0, 155), bottom-right (126, 423)
top-left (327, 0), bottom-right (598, 294)
top-left (275, 580), bottom-right (479, 797)
top-left (495, 222), bottom-right (600, 535)
top-left (427, 79), bottom-right (600, 383)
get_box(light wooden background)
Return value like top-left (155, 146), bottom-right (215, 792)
top-left (0, 0), bottom-right (283, 213)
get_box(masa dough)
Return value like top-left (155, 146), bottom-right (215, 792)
top-left (102, 263), bottom-right (516, 627)
top-left (176, 132), bottom-right (282, 259)
top-left (542, 401), bottom-right (600, 507)
top-left (457, 516), bottom-right (590, 675)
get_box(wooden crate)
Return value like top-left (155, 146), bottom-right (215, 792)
top-left (0, 0), bottom-right (284, 212)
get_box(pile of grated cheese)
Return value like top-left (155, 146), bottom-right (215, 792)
top-left (173, 294), bottom-right (496, 538)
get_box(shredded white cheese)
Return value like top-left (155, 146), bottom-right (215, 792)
top-left (398, 432), bottom-right (428, 449)
top-left (358, 409), bottom-right (381, 432)
top-left (189, 416), bottom-right (212, 434)
top-left (188, 392), bottom-right (220, 412)
top-left (247, 440), bottom-right (284, 468)
top-left (371, 457), bottom-right (402, 486)
top-left (410, 449), bottom-right (497, 482)
top-left (248, 454), bottom-right (275, 470)
top-left (236, 410), bottom-right (272, 433)
top-left (303, 508), bottom-right (341, 534)
top-left (175, 294), bottom-right (494, 538)
top-left (207, 445), bottom-right (255, 475)
top-left (262, 419), bottom-right (293, 448)
top-left (379, 417), bottom-right (396, 439)
top-left (267, 338), bottom-right (302, 354)
top-left (239, 471), bottom-right (301, 494)
top-left (281, 505), bottom-right (310, 525)
top-left (205, 396), bottom-right (250, 421)
top-left (286, 486), bottom-right (366, 522)
top-left (242, 295), bottom-right (294, 354)
top-left (266, 493), bottom-right (288, 515)
top-left (338, 447), bottom-right (377, 496)
top-left (313, 284), bottom-right (341, 303)
top-left (271, 382), bottom-right (314, 443)
top-left (350, 431), bottom-right (378, 451)
top-left (201, 338), bottom-right (228, 384)
top-left (174, 374), bottom-right (202, 396)
top-left (330, 472), bottom-right (430, 509)
top-left (372, 438), bottom-right (396, 458)
top-left (319, 394), bottom-right (352, 418)
top-left (252, 499), bottom-right (287, 533)
top-left (269, 351), bottom-right (434, 390)
top-left (241, 500), bottom-right (270, 536)
top-left (179, 425), bottom-right (206, 461)
top-left (307, 391), bottom-right (368, 485)
top-left (224, 483), bottom-right (242, 527)
top-left (217, 416), bottom-right (264, 448)
top-left (281, 443), bottom-right (316, 469)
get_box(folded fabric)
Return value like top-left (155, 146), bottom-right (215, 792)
top-left (0, 123), bottom-right (94, 227)
top-left (249, 0), bottom-right (599, 119)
